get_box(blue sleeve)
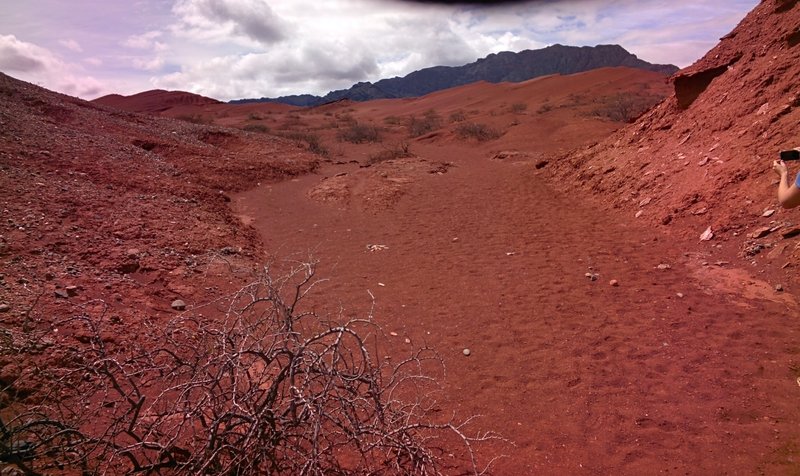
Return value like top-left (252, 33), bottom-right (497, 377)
top-left (796, 172), bottom-right (800, 187)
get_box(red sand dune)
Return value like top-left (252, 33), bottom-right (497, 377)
top-left (93, 88), bottom-right (222, 114)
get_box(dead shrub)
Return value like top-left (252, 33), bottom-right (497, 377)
top-left (407, 110), bottom-right (442, 137)
top-left (175, 114), bottom-right (210, 125)
top-left (241, 123), bottom-right (270, 133)
top-left (366, 142), bottom-right (413, 165)
top-left (510, 102), bottom-right (528, 114)
top-left (592, 93), bottom-right (665, 123)
top-left (449, 110), bottom-right (467, 123)
top-left (337, 122), bottom-right (382, 144)
top-left (279, 131), bottom-right (329, 157)
top-left (0, 258), bottom-right (502, 474)
top-left (278, 114), bottom-right (306, 130)
top-left (455, 122), bottom-right (502, 142)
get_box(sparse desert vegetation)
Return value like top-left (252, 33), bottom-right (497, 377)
top-left (1, 259), bottom-right (498, 474)
top-left (455, 121), bottom-right (502, 141)
top-left (591, 92), bottom-right (665, 122)
top-left (407, 109), bottom-right (443, 137)
top-left (279, 130), bottom-right (329, 156)
top-left (366, 141), bottom-right (413, 165)
top-left (241, 123), bottom-right (270, 133)
top-left (337, 121), bottom-right (382, 143)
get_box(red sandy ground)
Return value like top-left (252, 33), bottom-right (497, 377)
top-left (226, 71), bottom-right (800, 473)
top-left (3, 3), bottom-right (800, 472)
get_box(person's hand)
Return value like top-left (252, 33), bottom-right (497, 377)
top-left (773, 159), bottom-right (788, 178)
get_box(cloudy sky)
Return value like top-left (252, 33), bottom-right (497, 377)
top-left (0, 0), bottom-right (758, 101)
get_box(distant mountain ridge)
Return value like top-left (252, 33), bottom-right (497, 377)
top-left (232, 44), bottom-right (678, 107)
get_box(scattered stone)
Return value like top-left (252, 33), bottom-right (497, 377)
top-left (462, 348), bottom-right (471, 356)
top-left (389, 331), bottom-right (398, 336)
top-left (65, 285), bottom-right (78, 297)
top-left (404, 338), bottom-right (411, 344)
top-left (609, 279), bottom-right (619, 287)
top-left (220, 246), bottom-right (241, 255)
top-left (749, 226), bottom-right (772, 239)
top-left (635, 210), bottom-right (644, 218)
top-left (126, 248), bottom-right (140, 259)
top-left (656, 263), bottom-right (671, 270)
top-left (699, 227), bottom-right (714, 241)
top-left (54, 289), bottom-right (69, 299)
top-left (585, 272), bottom-right (598, 281)
top-left (452, 237), bottom-right (459, 242)
top-left (775, 284), bottom-right (784, 292)
top-left (0, 304), bottom-right (9, 313)
top-left (782, 227), bottom-right (800, 239)
top-left (118, 261), bottom-right (140, 274)
top-left (171, 299), bottom-right (186, 311)
top-left (676, 292), bottom-right (684, 298)
top-left (639, 197), bottom-right (652, 207)
top-left (762, 209), bottom-right (776, 217)
top-left (744, 243), bottom-right (765, 257)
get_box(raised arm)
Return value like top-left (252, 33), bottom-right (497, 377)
top-left (773, 159), bottom-right (800, 209)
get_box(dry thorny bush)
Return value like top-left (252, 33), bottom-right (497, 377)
top-left (1, 258), bottom-right (503, 474)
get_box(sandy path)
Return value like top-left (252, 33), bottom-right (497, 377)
top-left (234, 145), bottom-right (800, 474)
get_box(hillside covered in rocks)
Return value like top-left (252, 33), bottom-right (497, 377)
top-left (546, 0), bottom-right (800, 289)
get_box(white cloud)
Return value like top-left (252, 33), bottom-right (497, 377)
top-left (123, 30), bottom-right (166, 52)
top-left (59, 38), bottom-right (83, 52)
top-left (0, 34), bottom-right (106, 98)
top-left (152, 39), bottom-right (380, 100)
top-left (171, 0), bottom-right (286, 45)
top-left (0, 34), bottom-right (54, 72)
top-left (0, 0), bottom-right (760, 100)
top-left (133, 56), bottom-right (165, 71)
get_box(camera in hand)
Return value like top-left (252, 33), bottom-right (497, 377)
top-left (780, 149), bottom-right (800, 161)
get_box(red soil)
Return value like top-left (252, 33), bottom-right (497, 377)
top-left (3, 2), bottom-right (800, 472)
top-left (92, 89), bottom-right (221, 114)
